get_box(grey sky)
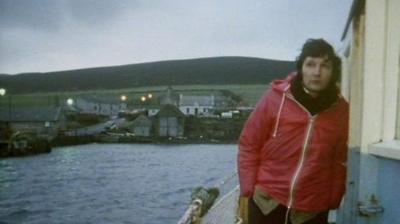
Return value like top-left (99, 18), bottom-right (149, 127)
top-left (0, 0), bottom-right (353, 74)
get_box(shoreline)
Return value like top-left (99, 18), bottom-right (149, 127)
top-left (54, 135), bottom-right (238, 147)
top-left (1, 136), bottom-right (238, 158)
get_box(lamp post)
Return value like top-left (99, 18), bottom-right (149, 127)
top-left (66, 98), bottom-right (76, 135)
top-left (0, 88), bottom-right (10, 121)
top-left (0, 88), bottom-right (5, 139)
top-left (0, 89), bottom-right (6, 120)
top-left (0, 88), bottom-right (11, 135)
top-left (120, 95), bottom-right (128, 114)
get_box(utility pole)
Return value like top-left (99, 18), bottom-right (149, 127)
top-left (0, 88), bottom-right (11, 138)
top-left (8, 94), bottom-right (11, 126)
top-left (0, 88), bottom-right (9, 121)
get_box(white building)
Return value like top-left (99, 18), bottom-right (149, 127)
top-left (178, 94), bottom-right (215, 116)
top-left (69, 97), bottom-right (127, 116)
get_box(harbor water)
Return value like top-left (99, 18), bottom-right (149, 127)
top-left (0, 144), bottom-right (238, 224)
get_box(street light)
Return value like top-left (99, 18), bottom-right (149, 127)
top-left (0, 88), bottom-right (6, 114)
top-left (147, 93), bottom-right (152, 99)
top-left (67, 98), bottom-right (74, 106)
top-left (141, 96), bottom-right (146, 102)
top-left (120, 95), bottom-right (127, 101)
top-left (0, 88), bottom-right (11, 133)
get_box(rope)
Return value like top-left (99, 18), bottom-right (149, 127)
top-left (177, 199), bottom-right (203, 224)
top-left (177, 171), bottom-right (238, 224)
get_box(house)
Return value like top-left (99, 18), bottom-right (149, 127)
top-left (337, 0), bottom-right (400, 223)
top-left (154, 104), bottom-right (185, 137)
top-left (179, 94), bottom-right (215, 116)
top-left (131, 115), bottom-right (152, 136)
top-left (0, 106), bottom-right (66, 139)
top-left (120, 114), bottom-right (152, 137)
top-left (69, 97), bottom-right (127, 116)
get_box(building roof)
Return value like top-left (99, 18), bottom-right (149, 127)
top-left (129, 105), bottom-right (161, 110)
top-left (341, 0), bottom-right (365, 40)
top-left (0, 106), bottom-right (63, 122)
top-left (131, 114), bottom-right (152, 126)
top-left (156, 104), bottom-right (185, 118)
top-left (77, 96), bottom-right (127, 105)
top-left (179, 95), bottom-right (214, 107)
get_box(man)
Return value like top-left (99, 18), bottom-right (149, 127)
top-left (238, 39), bottom-right (349, 224)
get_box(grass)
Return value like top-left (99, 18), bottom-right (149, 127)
top-left (0, 84), bottom-right (269, 108)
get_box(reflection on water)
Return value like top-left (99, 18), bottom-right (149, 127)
top-left (0, 144), bottom-right (237, 224)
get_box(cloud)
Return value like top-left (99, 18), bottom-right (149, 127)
top-left (65, 0), bottom-right (137, 27)
top-left (0, 0), bottom-right (64, 31)
top-left (0, 0), bottom-right (353, 74)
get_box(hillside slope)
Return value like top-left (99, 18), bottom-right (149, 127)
top-left (0, 56), bottom-right (295, 94)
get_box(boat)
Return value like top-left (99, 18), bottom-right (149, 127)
top-left (1, 131), bottom-right (52, 157)
top-left (180, 0), bottom-right (400, 222)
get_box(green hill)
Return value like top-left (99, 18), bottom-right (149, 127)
top-left (0, 56), bottom-right (294, 94)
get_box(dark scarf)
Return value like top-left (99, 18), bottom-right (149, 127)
top-left (290, 75), bottom-right (338, 116)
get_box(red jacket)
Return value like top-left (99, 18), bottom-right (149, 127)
top-left (238, 74), bottom-right (349, 211)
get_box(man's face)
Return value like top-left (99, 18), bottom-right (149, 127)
top-left (301, 56), bottom-right (333, 96)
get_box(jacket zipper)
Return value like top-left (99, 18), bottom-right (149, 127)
top-left (281, 91), bottom-right (337, 224)
top-left (284, 116), bottom-right (315, 224)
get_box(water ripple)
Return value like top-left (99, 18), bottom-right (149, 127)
top-left (0, 144), bottom-right (237, 224)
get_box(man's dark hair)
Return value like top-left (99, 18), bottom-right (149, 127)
top-left (296, 38), bottom-right (341, 83)
top-left (290, 38), bottom-right (342, 114)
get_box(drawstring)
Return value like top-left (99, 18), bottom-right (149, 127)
top-left (272, 85), bottom-right (290, 138)
top-left (284, 207), bottom-right (291, 224)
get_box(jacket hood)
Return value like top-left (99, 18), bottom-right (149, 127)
top-left (271, 72), bottom-right (343, 98)
top-left (271, 72), bottom-right (297, 92)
